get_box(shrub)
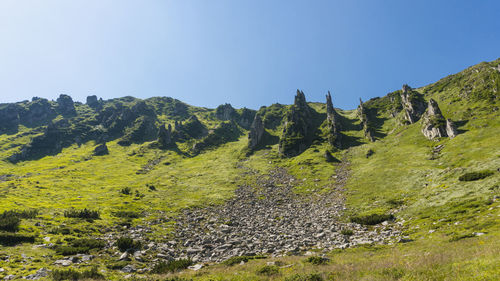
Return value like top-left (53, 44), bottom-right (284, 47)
top-left (116, 237), bottom-right (141, 252)
top-left (71, 238), bottom-right (106, 249)
top-left (64, 209), bottom-right (100, 220)
top-left (112, 211), bottom-right (141, 219)
top-left (0, 216), bottom-right (20, 232)
top-left (152, 259), bottom-right (193, 273)
top-left (285, 273), bottom-right (324, 281)
top-left (51, 266), bottom-right (103, 281)
top-left (223, 255), bottom-right (266, 266)
top-left (340, 229), bottom-right (354, 236)
top-left (256, 265), bottom-right (279, 276)
top-left (305, 256), bottom-right (329, 265)
top-left (458, 170), bottom-right (494, 181)
top-left (120, 187), bottom-right (132, 195)
top-left (55, 246), bottom-right (90, 256)
top-left (350, 213), bottom-right (394, 225)
top-left (366, 149), bottom-right (375, 158)
top-left (106, 261), bottom-right (129, 270)
top-left (0, 209), bottom-right (39, 219)
top-left (0, 233), bottom-right (35, 246)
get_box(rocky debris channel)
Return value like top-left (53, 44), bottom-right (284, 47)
top-left (161, 164), bottom-right (401, 263)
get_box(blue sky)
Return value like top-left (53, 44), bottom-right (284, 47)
top-left (0, 0), bottom-right (499, 109)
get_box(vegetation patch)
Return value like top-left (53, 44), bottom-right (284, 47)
top-left (350, 213), bottom-right (394, 225)
top-left (64, 208), bottom-right (100, 220)
top-left (51, 266), bottom-right (103, 281)
top-left (305, 256), bottom-right (329, 265)
top-left (116, 237), bottom-right (141, 252)
top-left (222, 255), bottom-right (267, 266)
top-left (458, 170), bottom-right (494, 181)
top-left (285, 273), bottom-right (324, 281)
top-left (152, 259), bottom-right (193, 273)
top-left (0, 232), bottom-right (35, 246)
top-left (256, 265), bottom-right (280, 276)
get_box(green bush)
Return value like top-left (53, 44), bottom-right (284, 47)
top-left (55, 246), bottom-right (90, 256)
top-left (51, 266), bottom-right (103, 281)
top-left (64, 209), bottom-right (100, 219)
top-left (112, 211), bottom-right (141, 219)
top-left (256, 265), bottom-right (279, 276)
top-left (152, 259), bottom-right (193, 273)
top-left (120, 187), bottom-right (132, 195)
top-left (0, 232), bottom-right (35, 246)
top-left (71, 238), bottom-right (106, 249)
top-left (0, 209), bottom-right (39, 219)
top-left (305, 256), bottom-right (329, 265)
top-left (350, 213), bottom-right (394, 225)
top-left (0, 216), bottom-right (20, 232)
top-left (458, 170), bottom-right (494, 181)
top-left (340, 229), bottom-right (354, 236)
top-left (116, 237), bottom-right (141, 252)
top-left (285, 273), bottom-right (324, 281)
top-left (223, 255), bottom-right (266, 266)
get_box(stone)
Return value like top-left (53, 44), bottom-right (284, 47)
top-left (248, 114), bottom-right (265, 150)
top-left (400, 85), bottom-right (426, 124)
top-left (119, 251), bottom-right (130, 261)
top-left (86, 95), bottom-right (101, 109)
top-left (326, 91), bottom-right (342, 147)
top-left (421, 99), bottom-right (448, 140)
top-left (188, 263), bottom-right (203, 271)
top-left (93, 143), bottom-right (109, 156)
top-left (121, 265), bottom-right (136, 273)
top-left (3, 275), bottom-right (15, 281)
top-left (54, 259), bottom-right (72, 266)
top-left (158, 124), bottom-right (172, 148)
top-left (24, 268), bottom-right (50, 280)
top-left (215, 103), bottom-right (237, 121)
top-left (445, 119), bottom-right (457, 139)
top-left (56, 94), bottom-right (76, 116)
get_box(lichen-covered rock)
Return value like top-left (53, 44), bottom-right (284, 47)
top-left (248, 114), bottom-right (265, 150)
top-left (421, 98), bottom-right (448, 139)
top-left (93, 143), bottom-right (109, 156)
top-left (279, 90), bottom-right (315, 157)
top-left (326, 91), bottom-right (342, 147)
top-left (56, 94), bottom-right (76, 116)
top-left (400, 85), bottom-right (426, 124)
top-left (158, 124), bottom-right (173, 148)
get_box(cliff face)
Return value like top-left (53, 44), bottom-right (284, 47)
top-left (400, 84), bottom-right (426, 124)
top-left (248, 114), bottom-right (265, 150)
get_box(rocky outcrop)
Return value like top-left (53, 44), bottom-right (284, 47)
top-left (357, 98), bottom-right (374, 142)
top-left (279, 90), bottom-right (315, 157)
top-left (19, 98), bottom-right (56, 127)
top-left (117, 116), bottom-right (158, 146)
top-left (0, 104), bottom-right (20, 133)
top-left (215, 103), bottom-right (237, 121)
top-left (192, 121), bottom-right (242, 153)
top-left (421, 98), bottom-right (450, 140)
top-left (93, 143), bottom-right (109, 156)
top-left (400, 85), bottom-right (426, 124)
top-left (248, 114), bottom-right (265, 150)
top-left (86, 95), bottom-right (102, 110)
top-left (237, 108), bottom-right (255, 129)
top-left (158, 124), bottom-right (173, 148)
top-left (326, 91), bottom-right (342, 147)
top-left (446, 119), bottom-right (457, 139)
top-left (172, 115), bottom-right (208, 142)
top-left (56, 94), bottom-right (76, 116)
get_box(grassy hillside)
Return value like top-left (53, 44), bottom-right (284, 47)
top-left (0, 59), bottom-right (499, 280)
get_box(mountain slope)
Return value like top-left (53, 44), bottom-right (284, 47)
top-left (0, 58), bottom-right (499, 280)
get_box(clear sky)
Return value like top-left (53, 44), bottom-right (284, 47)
top-left (0, 0), bottom-right (499, 109)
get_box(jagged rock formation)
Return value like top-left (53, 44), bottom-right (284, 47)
top-left (93, 143), bottom-right (109, 156)
top-left (86, 95), bottom-right (102, 110)
top-left (158, 124), bottom-right (173, 148)
top-left (21, 97), bottom-right (57, 127)
top-left (421, 98), bottom-right (455, 140)
top-left (446, 119), bottom-right (457, 139)
top-left (0, 104), bottom-right (20, 133)
top-left (400, 84), bottom-right (426, 124)
top-left (279, 90), bottom-right (315, 157)
top-left (248, 114), bottom-right (265, 150)
top-left (357, 98), bottom-right (374, 142)
top-left (56, 94), bottom-right (76, 116)
top-left (172, 115), bottom-right (208, 142)
top-left (215, 103), bottom-right (237, 121)
top-left (215, 103), bottom-right (255, 129)
top-left (117, 116), bottom-right (158, 146)
top-left (326, 91), bottom-right (342, 147)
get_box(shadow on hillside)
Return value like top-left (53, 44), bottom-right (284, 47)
top-left (454, 120), bottom-right (469, 135)
top-left (364, 107), bottom-right (389, 139)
